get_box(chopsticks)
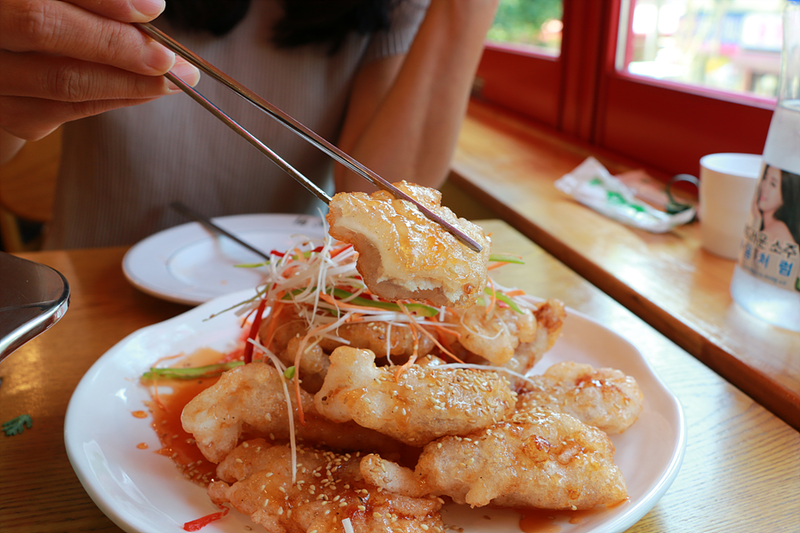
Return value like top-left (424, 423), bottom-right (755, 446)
top-left (170, 202), bottom-right (272, 262)
top-left (133, 22), bottom-right (483, 253)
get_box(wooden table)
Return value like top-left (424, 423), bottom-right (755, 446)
top-left (1, 220), bottom-right (799, 532)
top-left (449, 100), bottom-right (800, 431)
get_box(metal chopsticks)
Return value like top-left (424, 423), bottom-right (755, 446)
top-left (133, 22), bottom-right (483, 253)
top-left (170, 202), bottom-right (272, 262)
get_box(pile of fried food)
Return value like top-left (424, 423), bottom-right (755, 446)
top-left (153, 183), bottom-right (644, 533)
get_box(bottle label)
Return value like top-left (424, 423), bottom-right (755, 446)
top-left (737, 163), bottom-right (800, 293)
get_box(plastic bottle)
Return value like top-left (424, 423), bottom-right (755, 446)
top-left (730, 0), bottom-right (800, 333)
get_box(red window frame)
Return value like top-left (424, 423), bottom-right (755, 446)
top-left (474, 0), bottom-right (776, 178)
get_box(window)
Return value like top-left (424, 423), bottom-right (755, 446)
top-left (474, 0), bottom-right (565, 128)
top-left (488, 0), bottom-right (564, 56)
top-left (475, 0), bottom-right (778, 178)
top-left (619, 0), bottom-right (783, 99)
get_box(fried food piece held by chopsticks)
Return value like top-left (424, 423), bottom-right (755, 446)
top-left (326, 181), bottom-right (492, 308)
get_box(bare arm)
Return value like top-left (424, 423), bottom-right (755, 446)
top-left (0, 0), bottom-right (200, 163)
top-left (334, 0), bottom-right (499, 193)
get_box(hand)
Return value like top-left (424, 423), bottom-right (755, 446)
top-left (0, 0), bottom-right (200, 143)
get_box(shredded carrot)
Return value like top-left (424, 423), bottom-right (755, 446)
top-left (394, 355), bottom-right (417, 381)
top-left (258, 301), bottom-right (286, 355)
top-left (294, 319), bottom-right (342, 424)
top-left (318, 293), bottom-right (389, 314)
top-left (504, 289), bottom-right (526, 297)
top-left (487, 261), bottom-right (511, 271)
top-left (485, 278), bottom-right (498, 316)
top-left (436, 330), bottom-right (453, 353)
top-left (428, 324), bottom-right (461, 338)
top-left (330, 243), bottom-right (353, 258)
top-left (396, 304), bottom-right (464, 365)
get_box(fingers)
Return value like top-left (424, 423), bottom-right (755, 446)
top-left (1, 0), bottom-right (175, 75)
top-left (0, 51), bottom-right (200, 101)
top-left (0, 94), bottom-right (161, 141)
top-left (62, 0), bottom-right (166, 23)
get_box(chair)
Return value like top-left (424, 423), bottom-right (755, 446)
top-left (0, 128), bottom-right (61, 252)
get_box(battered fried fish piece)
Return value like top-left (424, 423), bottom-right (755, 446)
top-left (317, 321), bottom-right (435, 362)
top-left (448, 299), bottom-right (566, 377)
top-left (505, 299), bottom-right (566, 378)
top-left (448, 305), bottom-right (536, 366)
top-left (208, 439), bottom-right (445, 533)
top-left (414, 409), bottom-right (628, 510)
top-left (518, 361), bottom-right (644, 434)
top-left (262, 308), bottom-right (434, 393)
top-left (326, 181), bottom-right (491, 308)
top-left (315, 346), bottom-right (517, 446)
top-left (181, 362), bottom-right (401, 463)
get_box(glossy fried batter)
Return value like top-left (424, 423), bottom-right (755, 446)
top-left (447, 299), bottom-right (565, 380)
top-left (505, 299), bottom-right (566, 379)
top-left (314, 346), bottom-right (517, 446)
top-left (317, 321), bottom-right (435, 362)
top-left (326, 181), bottom-right (491, 308)
top-left (208, 439), bottom-right (445, 533)
top-left (447, 305), bottom-right (536, 366)
top-left (415, 409), bottom-right (628, 510)
top-left (181, 362), bottom-right (402, 463)
top-left (518, 361), bottom-right (644, 434)
top-left (261, 308), bottom-right (434, 393)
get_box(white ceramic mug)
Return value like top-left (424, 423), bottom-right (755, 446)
top-left (699, 153), bottom-right (762, 259)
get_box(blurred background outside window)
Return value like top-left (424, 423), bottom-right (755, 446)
top-left (487, 0), bottom-right (564, 56)
top-left (617, 0), bottom-right (785, 98)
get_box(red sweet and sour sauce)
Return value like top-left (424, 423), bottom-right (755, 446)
top-left (146, 377), bottom-right (220, 486)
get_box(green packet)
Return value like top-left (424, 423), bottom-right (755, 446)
top-left (554, 157), bottom-right (696, 234)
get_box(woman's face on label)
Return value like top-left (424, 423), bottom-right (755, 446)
top-left (758, 166), bottom-right (784, 212)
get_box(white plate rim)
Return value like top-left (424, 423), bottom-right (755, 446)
top-left (122, 213), bottom-right (326, 306)
top-left (64, 290), bottom-right (686, 533)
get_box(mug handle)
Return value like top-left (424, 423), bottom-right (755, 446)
top-left (664, 174), bottom-right (699, 216)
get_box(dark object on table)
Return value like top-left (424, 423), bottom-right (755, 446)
top-left (0, 252), bottom-right (70, 362)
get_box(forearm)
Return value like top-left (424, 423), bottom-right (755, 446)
top-left (0, 130), bottom-right (25, 166)
top-left (335, 0), bottom-right (499, 192)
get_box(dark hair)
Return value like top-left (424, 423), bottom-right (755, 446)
top-left (774, 168), bottom-right (800, 245)
top-left (162, 0), bottom-right (397, 53)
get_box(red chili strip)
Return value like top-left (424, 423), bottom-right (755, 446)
top-left (183, 506), bottom-right (229, 531)
top-left (242, 297), bottom-right (267, 364)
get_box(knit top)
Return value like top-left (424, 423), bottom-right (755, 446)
top-left (43, 0), bottom-right (428, 249)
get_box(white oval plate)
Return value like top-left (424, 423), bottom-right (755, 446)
top-left (122, 214), bottom-right (326, 306)
top-left (65, 290), bottom-right (685, 533)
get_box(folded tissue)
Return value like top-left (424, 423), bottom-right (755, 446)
top-left (554, 157), bottom-right (696, 234)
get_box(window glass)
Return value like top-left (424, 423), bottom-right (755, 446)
top-left (617, 0), bottom-right (784, 98)
top-left (488, 0), bottom-right (564, 56)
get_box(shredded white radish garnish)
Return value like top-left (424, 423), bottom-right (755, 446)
top-left (247, 338), bottom-right (298, 483)
top-left (342, 517), bottom-right (355, 533)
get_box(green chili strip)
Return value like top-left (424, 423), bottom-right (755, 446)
top-left (488, 253), bottom-right (525, 264)
top-left (485, 287), bottom-right (524, 314)
top-left (330, 288), bottom-right (439, 317)
top-left (142, 361), bottom-right (244, 380)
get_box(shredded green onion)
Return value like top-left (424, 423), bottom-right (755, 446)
top-left (284, 366), bottom-right (296, 379)
top-left (142, 361), bottom-right (244, 380)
